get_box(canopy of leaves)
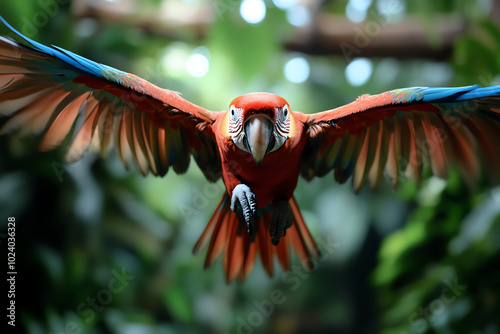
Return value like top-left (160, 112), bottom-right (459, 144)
top-left (0, 0), bottom-right (499, 333)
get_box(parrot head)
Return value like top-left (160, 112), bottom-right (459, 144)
top-left (228, 93), bottom-right (292, 165)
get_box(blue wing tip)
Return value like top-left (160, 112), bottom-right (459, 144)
top-left (391, 84), bottom-right (500, 104)
top-left (0, 15), bottom-right (47, 51)
top-left (0, 15), bottom-right (112, 79)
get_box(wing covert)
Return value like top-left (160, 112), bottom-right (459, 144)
top-left (300, 85), bottom-right (500, 190)
top-left (0, 16), bottom-right (221, 181)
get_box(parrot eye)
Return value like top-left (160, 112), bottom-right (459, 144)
top-left (283, 105), bottom-right (288, 117)
top-left (228, 105), bottom-right (244, 139)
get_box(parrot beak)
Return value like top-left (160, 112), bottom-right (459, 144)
top-left (244, 115), bottom-right (274, 166)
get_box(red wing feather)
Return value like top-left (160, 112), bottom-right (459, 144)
top-left (0, 33), bottom-right (221, 180)
top-left (300, 86), bottom-right (500, 189)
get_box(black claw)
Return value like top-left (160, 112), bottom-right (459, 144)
top-left (247, 221), bottom-right (253, 235)
top-left (269, 223), bottom-right (276, 238)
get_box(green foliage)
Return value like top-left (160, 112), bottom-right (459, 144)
top-left (0, 0), bottom-right (500, 333)
top-left (374, 173), bottom-right (500, 333)
top-left (454, 20), bottom-right (500, 85)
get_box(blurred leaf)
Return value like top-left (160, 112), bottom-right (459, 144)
top-left (163, 284), bottom-right (193, 323)
top-left (206, 12), bottom-right (281, 83)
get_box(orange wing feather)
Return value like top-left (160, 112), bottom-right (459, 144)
top-left (300, 86), bottom-right (500, 190)
top-left (0, 32), bottom-right (221, 181)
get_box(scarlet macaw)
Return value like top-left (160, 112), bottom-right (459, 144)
top-left (1, 17), bottom-right (500, 283)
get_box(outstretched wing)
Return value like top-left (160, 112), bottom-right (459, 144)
top-left (0, 17), bottom-right (221, 181)
top-left (299, 85), bottom-right (500, 190)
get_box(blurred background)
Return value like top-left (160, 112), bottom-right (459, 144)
top-left (1, 0), bottom-right (500, 333)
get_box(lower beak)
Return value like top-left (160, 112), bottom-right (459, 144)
top-left (245, 116), bottom-right (274, 166)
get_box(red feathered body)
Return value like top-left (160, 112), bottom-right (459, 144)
top-left (212, 114), bottom-right (308, 207)
top-left (194, 95), bottom-right (320, 282)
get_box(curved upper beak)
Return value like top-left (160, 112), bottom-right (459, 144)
top-left (244, 115), bottom-right (274, 166)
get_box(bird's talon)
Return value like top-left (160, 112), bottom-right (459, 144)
top-left (247, 222), bottom-right (253, 235)
top-left (269, 224), bottom-right (276, 238)
top-left (231, 184), bottom-right (257, 236)
top-left (270, 200), bottom-right (293, 246)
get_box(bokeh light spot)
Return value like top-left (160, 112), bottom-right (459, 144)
top-left (284, 57), bottom-right (310, 83)
top-left (273, 0), bottom-right (298, 10)
top-left (160, 43), bottom-right (190, 77)
top-left (186, 54), bottom-right (209, 78)
top-left (240, 0), bottom-right (267, 24)
top-left (376, 0), bottom-right (406, 23)
top-left (345, 0), bottom-right (372, 23)
top-left (345, 58), bottom-right (373, 86)
top-left (286, 6), bottom-right (311, 27)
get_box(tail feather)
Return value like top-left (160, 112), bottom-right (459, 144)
top-left (192, 195), bottom-right (222, 254)
top-left (223, 214), bottom-right (244, 283)
top-left (239, 233), bottom-right (257, 281)
top-left (194, 193), bottom-right (320, 283)
top-left (276, 236), bottom-right (291, 271)
top-left (205, 211), bottom-right (230, 268)
top-left (258, 215), bottom-right (274, 277)
top-left (287, 225), bottom-right (313, 270)
top-left (192, 195), bottom-right (230, 267)
top-left (289, 197), bottom-right (321, 259)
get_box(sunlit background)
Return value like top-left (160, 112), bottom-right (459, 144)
top-left (1, 0), bottom-right (500, 333)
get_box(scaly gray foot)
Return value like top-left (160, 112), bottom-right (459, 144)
top-left (230, 184), bottom-right (257, 235)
